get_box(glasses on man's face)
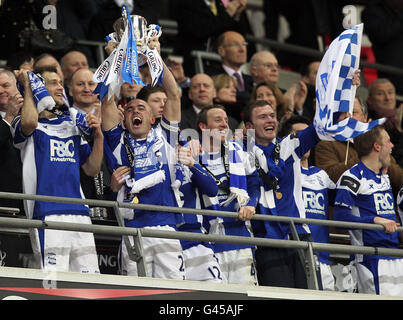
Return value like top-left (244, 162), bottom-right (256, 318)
top-left (260, 63), bottom-right (279, 70)
top-left (223, 41), bottom-right (248, 48)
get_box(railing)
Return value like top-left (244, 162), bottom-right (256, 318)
top-left (0, 191), bottom-right (403, 292)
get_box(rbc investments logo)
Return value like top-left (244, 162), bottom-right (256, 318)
top-left (303, 191), bottom-right (326, 215)
top-left (50, 139), bottom-right (76, 163)
top-left (373, 193), bottom-right (394, 215)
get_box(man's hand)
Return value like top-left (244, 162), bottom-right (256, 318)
top-left (4, 92), bottom-right (23, 123)
top-left (110, 166), bottom-right (131, 192)
top-left (374, 216), bottom-right (399, 233)
top-left (167, 59), bottom-right (187, 84)
top-left (177, 145), bottom-right (194, 168)
top-left (105, 41), bottom-right (118, 56)
top-left (14, 69), bottom-right (30, 88)
top-left (86, 103), bottom-right (103, 138)
top-left (294, 80), bottom-right (308, 112)
top-left (238, 205), bottom-right (255, 221)
top-left (352, 69), bottom-right (361, 87)
top-left (187, 139), bottom-right (202, 159)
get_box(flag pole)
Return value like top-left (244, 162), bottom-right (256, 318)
top-left (344, 140), bottom-right (350, 165)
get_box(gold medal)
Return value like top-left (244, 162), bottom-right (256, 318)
top-left (132, 196), bottom-right (139, 204)
top-left (275, 191), bottom-right (283, 199)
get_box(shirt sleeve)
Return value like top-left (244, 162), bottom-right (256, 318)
top-left (159, 116), bottom-right (180, 148)
top-left (333, 173), bottom-right (374, 225)
top-left (190, 163), bottom-right (218, 197)
top-left (11, 116), bottom-right (29, 150)
top-left (103, 123), bottom-right (124, 152)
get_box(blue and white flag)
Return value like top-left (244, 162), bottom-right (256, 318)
top-left (314, 24), bottom-right (386, 141)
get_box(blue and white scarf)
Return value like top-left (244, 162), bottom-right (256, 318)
top-left (17, 72), bottom-right (55, 114)
top-left (314, 23), bottom-right (386, 141)
top-left (17, 73), bottom-right (91, 134)
top-left (250, 144), bottom-right (277, 213)
top-left (200, 141), bottom-right (250, 211)
top-left (119, 126), bottom-right (184, 215)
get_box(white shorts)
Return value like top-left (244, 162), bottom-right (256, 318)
top-left (182, 244), bottom-right (225, 282)
top-left (31, 214), bottom-right (99, 273)
top-left (215, 248), bottom-right (257, 286)
top-left (356, 258), bottom-right (403, 297)
top-left (319, 262), bottom-right (335, 291)
top-left (120, 225), bottom-right (185, 280)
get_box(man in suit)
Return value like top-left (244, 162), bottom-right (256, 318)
top-left (206, 31), bottom-right (253, 122)
top-left (0, 68), bottom-right (29, 268)
top-left (0, 68), bottom-right (24, 214)
top-left (173, 0), bottom-right (250, 77)
top-left (180, 73), bottom-right (238, 133)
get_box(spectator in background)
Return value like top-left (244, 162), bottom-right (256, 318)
top-left (361, 0), bottom-right (403, 95)
top-left (34, 53), bottom-right (64, 83)
top-left (299, 59), bottom-right (321, 121)
top-left (60, 50), bottom-right (90, 106)
top-left (212, 73), bottom-right (239, 117)
top-left (249, 50), bottom-right (308, 120)
top-left (249, 81), bottom-right (288, 123)
top-left (0, 69), bottom-right (24, 215)
top-left (0, 68), bottom-right (27, 268)
top-left (61, 51), bottom-right (90, 86)
top-left (173, 0), bottom-right (251, 77)
top-left (249, 51), bottom-right (280, 85)
top-left (333, 125), bottom-right (403, 296)
top-left (206, 30), bottom-right (253, 122)
top-left (366, 78), bottom-right (403, 168)
top-left (117, 82), bottom-right (144, 110)
top-left (136, 85), bottom-right (167, 122)
top-left (69, 68), bottom-right (97, 115)
top-left (180, 73), bottom-right (238, 132)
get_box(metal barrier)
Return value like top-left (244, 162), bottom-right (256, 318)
top-left (0, 191), bottom-right (403, 291)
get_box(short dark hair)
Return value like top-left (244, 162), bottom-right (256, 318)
top-left (242, 100), bottom-right (273, 124)
top-left (354, 125), bottom-right (385, 159)
top-left (278, 115), bottom-right (311, 138)
top-left (33, 65), bottom-right (58, 75)
top-left (136, 85), bottom-right (166, 101)
top-left (196, 104), bottom-right (226, 135)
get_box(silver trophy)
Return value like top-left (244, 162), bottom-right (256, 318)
top-left (113, 14), bottom-right (148, 66)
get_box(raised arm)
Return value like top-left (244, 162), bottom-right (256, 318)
top-left (14, 70), bottom-right (38, 136)
top-left (161, 61), bottom-right (181, 123)
top-left (81, 106), bottom-right (104, 177)
top-left (101, 95), bottom-right (122, 131)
